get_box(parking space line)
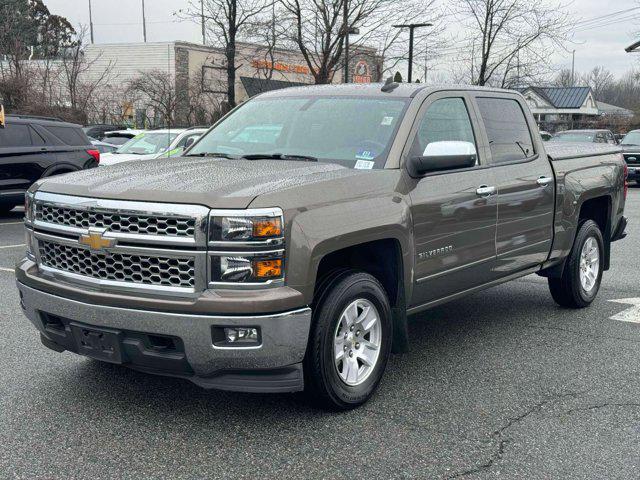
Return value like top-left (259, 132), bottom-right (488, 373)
top-left (0, 268), bottom-right (14, 273)
top-left (0, 244), bottom-right (25, 249)
top-left (609, 298), bottom-right (640, 323)
top-left (0, 221), bottom-right (23, 225)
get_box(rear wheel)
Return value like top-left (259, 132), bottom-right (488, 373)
top-left (548, 220), bottom-right (604, 308)
top-left (304, 271), bottom-right (392, 410)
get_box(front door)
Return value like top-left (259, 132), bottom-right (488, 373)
top-left (472, 94), bottom-right (555, 274)
top-left (407, 93), bottom-right (498, 307)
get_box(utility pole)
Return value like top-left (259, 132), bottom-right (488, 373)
top-left (571, 49), bottom-right (576, 86)
top-left (343, 0), bottom-right (349, 83)
top-left (201, 0), bottom-right (206, 45)
top-left (142, 0), bottom-right (147, 43)
top-left (88, 0), bottom-right (94, 44)
top-left (393, 23), bottom-right (432, 83)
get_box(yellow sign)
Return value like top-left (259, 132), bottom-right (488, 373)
top-left (0, 105), bottom-right (5, 128)
top-left (79, 231), bottom-right (117, 251)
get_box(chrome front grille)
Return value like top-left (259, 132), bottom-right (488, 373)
top-left (39, 241), bottom-right (196, 288)
top-left (36, 204), bottom-right (197, 238)
top-left (30, 192), bottom-right (210, 296)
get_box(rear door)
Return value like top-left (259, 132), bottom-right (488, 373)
top-left (472, 94), bottom-right (555, 274)
top-left (407, 92), bottom-right (498, 306)
top-left (0, 123), bottom-right (49, 194)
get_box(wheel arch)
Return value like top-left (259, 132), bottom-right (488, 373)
top-left (311, 236), bottom-right (410, 353)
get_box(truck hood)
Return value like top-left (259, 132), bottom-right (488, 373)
top-left (35, 156), bottom-right (366, 209)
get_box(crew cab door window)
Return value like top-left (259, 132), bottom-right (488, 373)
top-left (476, 97), bottom-right (535, 164)
top-left (409, 98), bottom-right (477, 165)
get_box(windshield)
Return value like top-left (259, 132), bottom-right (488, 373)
top-left (622, 131), bottom-right (640, 146)
top-left (550, 132), bottom-right (595, 143)
top-left (116, 132), bottom-right (178, 155)
top-left (187, 96), bottom-right (410, 169)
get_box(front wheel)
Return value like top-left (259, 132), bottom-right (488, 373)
top-left (548, 220), bottom-right (604, 308)
top-left (304, 271), bottom-right (392, 410)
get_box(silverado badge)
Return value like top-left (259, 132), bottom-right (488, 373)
top-left (79, 229), bottom-right (117, 251)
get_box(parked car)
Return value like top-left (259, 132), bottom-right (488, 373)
top-left (551, 129), bottom-right (618, 145)
top-left (101, 129), bottom-right (145, 147)
top-left (0, 114), bottom-right (99, 214)
top-left (90, 139), bottom-right (118, 154)
top-left (100, 128), bottom-right (207, 166)
top-left (17, 84), bottom-right (627, 409)
top-left (154, 127), bottom-right (208, 159)
top-left (539, 130), bottom-right (553, 141)
top-left (619, 129), bottom-right (640, 185)
top-left (83, 124), bottom-right (127, 141)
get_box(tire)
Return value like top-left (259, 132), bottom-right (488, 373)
top-left (636, 179), bottom-right (640, 186)
top-left (304, 271), bottom-right (392, 410)
top-left (548, 220), bottom-right (604, 308)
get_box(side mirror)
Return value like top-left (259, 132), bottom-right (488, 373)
top-left (184, 137), bottom-right (196, 149)
top-left (407, 141), bottom-right (477, 177)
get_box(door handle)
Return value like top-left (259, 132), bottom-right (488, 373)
top-left (476, 185), bottom-right (496, 197)
top-left (536, 176), bottom-right (553, 187)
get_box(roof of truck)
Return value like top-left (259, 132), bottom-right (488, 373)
top-left (256, 83), bottom-right (518, 99)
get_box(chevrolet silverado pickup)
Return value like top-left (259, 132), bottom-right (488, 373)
top-left (16, 84), bottom-right (628, 410)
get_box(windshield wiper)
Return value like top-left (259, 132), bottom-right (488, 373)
top-left (241, 153), bottom-right (318, 162)
top-left (185, 152), bottom-right (241, 159)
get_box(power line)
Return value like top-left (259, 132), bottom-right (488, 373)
top-left (572, 7), bottom-right (640, 27)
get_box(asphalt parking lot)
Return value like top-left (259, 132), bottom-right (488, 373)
top-left (1, 188), bottom-right (639, 479)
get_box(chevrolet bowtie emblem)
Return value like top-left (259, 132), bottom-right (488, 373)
top-left (79, 229), bottom-right (117, 251)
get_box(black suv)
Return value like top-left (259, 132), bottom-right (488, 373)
top-left (0, 115), bottom-right (99, 213)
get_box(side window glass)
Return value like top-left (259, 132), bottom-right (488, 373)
top-left (0, 124), bottom-right (32, 147)
top-left (29, 126), bottom-right (46, 146)
top-left (410, 97), bottom-right (477, 164)
top-left (476, 97), bottom-right (535, 164)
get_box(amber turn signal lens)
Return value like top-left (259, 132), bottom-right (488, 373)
top-left (254, 259), bottom-right (282, 279)
top-left (252, 218), bottom-right (282, 238)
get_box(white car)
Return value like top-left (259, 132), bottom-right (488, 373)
top-left (155, 128), bottom-right (208, 159)
top-left (100, 128), bottom-right (207, 166)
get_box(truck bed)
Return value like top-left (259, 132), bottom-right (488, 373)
top-left (545, 142), bottom-right (621, 161)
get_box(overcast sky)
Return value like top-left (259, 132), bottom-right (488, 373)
top-left (43, 0), bottom-right (640, 79)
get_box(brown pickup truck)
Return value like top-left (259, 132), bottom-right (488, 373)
top-left (16, 84), bottom-right (628, 409)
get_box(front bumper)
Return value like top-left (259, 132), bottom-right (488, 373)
top-left (16, 281), bottom-right (312, 393)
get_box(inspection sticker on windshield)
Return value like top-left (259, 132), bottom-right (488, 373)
top-left (381, 116), bottom-right (394, 126)
top-left (355, 150), bottom-right (376, 161)
top-left (354, 159), bottom-right (374, 169)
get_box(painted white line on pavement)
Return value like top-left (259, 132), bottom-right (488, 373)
top-left (0, 244), bottom-right (25, 250)
top-left (0, 267), bottom-right (14, 273)
top-left (609, 298), bottom-right (640, 323)
top-left (0, 221), bottom-right (24, 225)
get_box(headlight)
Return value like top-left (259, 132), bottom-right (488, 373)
top-left (208, 208), bottom-right (285, 287)
top-left (211, 251), bottom-right (284, 284)
top-left (24, 228), bottom-right (36, 261)
top-left (209, 208), bottom-right (283, 244)
top-left (24, 191), bottom-right (35, 223)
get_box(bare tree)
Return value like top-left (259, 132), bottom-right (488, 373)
top-left (128, 70), bottom-right (181, 128)
top-left (553, 68), bottom-right (573, 87)
top-left (456, 0), bottom-right (570, 87)
top-left (178, 0), bottom-right (273, 110)
top-left (581, 66), bottom-right (615, 100)
top-left (278, 0), bottom-right (417, 84)
top-left (60, 26), bottom-right (113, 118)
